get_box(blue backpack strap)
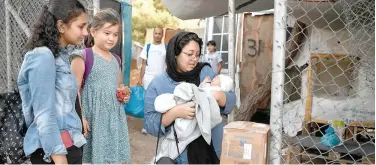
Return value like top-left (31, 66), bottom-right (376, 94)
top-left (146, 43), bottom-right (151, 66)
top-left (165, 44), bottom-right (167, 49)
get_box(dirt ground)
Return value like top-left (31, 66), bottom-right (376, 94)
top-left (127, 69), bottom-right (158, 163)
top-left (127, 116), bottom-right (157, 164)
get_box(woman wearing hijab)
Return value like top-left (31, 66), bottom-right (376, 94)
top-left (143, 32), bottom-right (236, 164)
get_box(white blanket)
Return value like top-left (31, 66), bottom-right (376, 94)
top-left (154, 82), bottom-right (222, 161)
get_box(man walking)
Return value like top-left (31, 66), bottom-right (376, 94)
top-left (138, 27), bottom-right (167, 134)
top-left (138, 27), bottom-right (166, 89)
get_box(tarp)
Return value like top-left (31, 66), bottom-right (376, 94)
top-left (161, 0), bottom-right (345, 30)
top-left (161, 0), bottom-right (273, 20)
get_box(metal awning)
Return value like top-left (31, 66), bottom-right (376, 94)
top-left (161, 0), bottom-right (274, 20)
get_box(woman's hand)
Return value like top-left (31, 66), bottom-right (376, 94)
top-left (161, 102), bottom-right (196, 127)
top-left (82, 118), bottom-right (91, 137)
top-left (171, 102), bottom-right (196, 120)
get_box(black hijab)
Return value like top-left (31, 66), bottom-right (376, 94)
top-left (165, 32), bottom-right (219, 164)
top-left (165, 32), bottom-right (210, 86)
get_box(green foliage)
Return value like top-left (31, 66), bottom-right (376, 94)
top-left (132, 0), bottom-right (180, 44)
top-left (153, 0), bottom-right (169, 12)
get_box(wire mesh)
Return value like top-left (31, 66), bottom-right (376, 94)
top-left (0, 0), bottom-right (96, 93)
top-left (271, 0), bottom-right (375, 164)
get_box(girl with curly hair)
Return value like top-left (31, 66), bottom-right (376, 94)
top-left (17, 0), bottom-right (88, 164)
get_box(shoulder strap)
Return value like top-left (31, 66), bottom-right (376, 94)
top-left (146, 43), bottom-right (151, 66)
top-left (146, 43), bottom-right (151, 58)
top-left (154, 117), bottom-right (180, 164)
top-left (165, 44), bottom-right (168, 49)
top-left (82, 48), bottom-right (94, 88)
top-left (111, 53), bottom-right (122, 69)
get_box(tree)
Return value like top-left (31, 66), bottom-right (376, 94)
top-left (132, 0), bottom-right (179, 44)
top-left (153, 0), bottom-right (169, 13)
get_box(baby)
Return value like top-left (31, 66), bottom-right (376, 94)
top-left (154, 74), bottom-right (233, 137)
top-left (153, 75), bottom-right (233, 160)
top-left (200, 74), bottom-right (234, 92)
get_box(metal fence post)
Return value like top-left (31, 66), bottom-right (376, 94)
top-left (5, 2), bottom-right (11, 92)
top-left (269, 0), bottom-right (287, 164)
top-left (121, 1), bottom-right (132, 86)
top-left (93, 0), bottom-right (100, 14)
top-left (228, 0), bottom-right (236, 122)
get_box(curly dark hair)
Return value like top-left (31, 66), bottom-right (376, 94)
top-left (24, 2), bottom-right (86, 57)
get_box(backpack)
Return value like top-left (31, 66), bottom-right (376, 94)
top-left (145, 43), bottom-right (167, 66)
top-left (0, 90), bottom-right (27, 164)
top-left (82, 48), bottom-right (122, 87)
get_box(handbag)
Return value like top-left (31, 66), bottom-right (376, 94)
top-left (154, 115), bottom-right (180, 164)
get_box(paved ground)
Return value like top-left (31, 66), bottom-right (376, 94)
top-left (127, 116), bottom-right (157, 164)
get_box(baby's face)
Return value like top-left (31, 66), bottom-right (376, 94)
top-left (211, 76), bottom-right (221, 87)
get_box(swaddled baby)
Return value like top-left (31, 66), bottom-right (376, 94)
top-left (153, 75), bottom-right (233, 161)
top-left (154, 75), bottom-right (233, 139)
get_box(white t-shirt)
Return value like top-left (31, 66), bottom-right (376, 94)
top-left (201, 52), bottom-right (222, 73)
top-left (140, 44), bottom-right (166, 89)
top-left (140, 43), bottom-right (167, 76)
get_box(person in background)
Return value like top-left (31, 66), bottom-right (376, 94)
top-left (70, 8), bottom-right (131, 164)
top-left (17, 0), bottom-right (88, 164)
top-left (201, 40), bottom-right (223, 74)
top-left (138, 27), bottom-right (167, 134)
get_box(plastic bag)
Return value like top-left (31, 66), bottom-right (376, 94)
top-left (320, 126), bottom-right (340, 147)
top-left (125, 86), bottom-right (145, 118)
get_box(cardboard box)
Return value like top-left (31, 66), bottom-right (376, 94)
top-left (220, 121), bottom-right (270, 164)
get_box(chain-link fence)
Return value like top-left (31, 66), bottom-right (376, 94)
top-left (0, 0), bottom-right (96, 93)
top-left (270, 0), bottom-right (375, 164)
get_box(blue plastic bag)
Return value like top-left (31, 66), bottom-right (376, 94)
top-left (125, 86), bottom-right (145, 118)
top-left (321, 126), bottom-right (340, 147)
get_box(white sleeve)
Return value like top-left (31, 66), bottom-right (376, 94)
top-left (154, 93), bottom-right (176, 113)
top-left (140, 46), bottom-right (147, 60)
top-left (217, 53), bottom-right (223, 63)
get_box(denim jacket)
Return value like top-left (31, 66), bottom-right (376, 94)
top-left (144, 66), bottom-right (237, 164)
top-left (17, 47), bottom-right (86, 162)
